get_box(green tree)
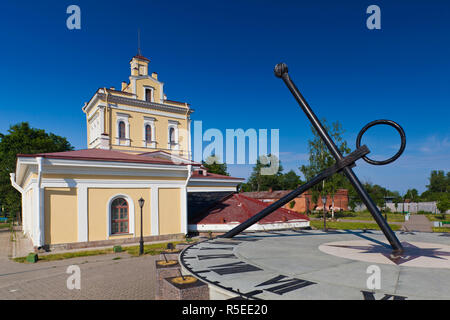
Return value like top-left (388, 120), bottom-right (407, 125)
top-left (363, 183), bottom-right (388, 209)
top-left (202, 154), bottom-right (229, 176)
top-left (243, 155), bottom-right (284, 192)
top-left (436, 197), bottom-right (450, 219)
top-left (405, 188), bottom-right (420, 202)
top-left (0, 122), bottom-right (73, 219)
top-left (421, 170), bottom-right (449, 201)
top-left (280, 170), bottom-right (303, 190)
top-left (300, 119), bottom-right (350, 215)
top-left (427, 170), bottom-right (448, 193)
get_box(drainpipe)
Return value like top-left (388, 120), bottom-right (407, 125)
top-left (10, 173), bottom-right (24, 230)
top-left (182, 164), bottom-right (192, 235)
top-left (103, 87), bottom-right (109, 136)
top-left (36, 157), bottom-right (45, 248)
top-left (10, 173), bottom-right (23, 194)
top-left (185, 164), bottom-right (192, 186)
top-left (37, 157), bottom-right (43, 187)
top-left (185, 104), bottom-right (192, 160)
top-left (103, 88), bottom-right (112, 150)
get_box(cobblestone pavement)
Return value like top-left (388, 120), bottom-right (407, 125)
top-left (0, 230), bottom-right (158, 300)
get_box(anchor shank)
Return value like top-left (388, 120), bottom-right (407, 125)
top-left (279, 71), bottom-right (403, 253)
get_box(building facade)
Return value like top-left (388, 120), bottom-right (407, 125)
top-left (11, 54), bottom-right (243, 251)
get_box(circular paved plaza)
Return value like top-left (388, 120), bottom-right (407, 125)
top-left (180, 230), bottom-right (450, 300)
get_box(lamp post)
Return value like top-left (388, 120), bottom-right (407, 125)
top-left (322, 194), bottom-right (327, 231)
top-left (138, 197), bottom-right (145, 256)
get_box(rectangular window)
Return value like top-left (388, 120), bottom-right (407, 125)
top-left (145, 88), bottom-right (153, 102)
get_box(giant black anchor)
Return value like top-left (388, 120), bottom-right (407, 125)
top-left (222, 63), bottom-right (406, 254)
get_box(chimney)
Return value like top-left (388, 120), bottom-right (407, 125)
top-left (268, 187), bottom-right (273, 193)
top-left (121, 82), bottom-right (127, 91)
top-left (151, 72), bottom-right (158, 80)
top-left (110, 87), bottom-right (115, 91)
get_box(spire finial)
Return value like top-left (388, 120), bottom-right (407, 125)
top-left (137, 28), bottom-right (142, 56)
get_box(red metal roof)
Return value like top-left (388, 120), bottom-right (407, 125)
top-left (17, 149), bottom-right (194, 166)
top-left (138, 150), bottom-right (201, 165)
top-left (190, 170), bottom-right (244, 181)
top-left (191, 193), bottom-right (309, 225)
top-left (132, 55), bottom-right (150, 62)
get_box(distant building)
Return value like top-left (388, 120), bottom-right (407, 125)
top-left (242, 189), bottom-right (349, 213)
top-left (188, 193), bottom-right (309, 234)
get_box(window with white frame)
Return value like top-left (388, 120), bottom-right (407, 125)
top-left (145, 125), bottom-right (152, 142)
top-left (107, 194), bottom-right (135, 237)
top-left (167, 120), bottom-right (179, 150)
top-left (116, 113), bottom-right (130, 146)
top-left (110, 198), bottom-right (129, 234)
top-left (143, 116), bottom-right (156, 148)
top-left (144, 87), bottom-right (154, 102)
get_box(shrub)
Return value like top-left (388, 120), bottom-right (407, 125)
top-left (289, 200), bottom-right (296, 209)
top-left (26, 253), bottom-right (38, 263)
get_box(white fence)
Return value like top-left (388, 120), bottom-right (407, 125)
top-left (355, 201), bottom-right (449, 214)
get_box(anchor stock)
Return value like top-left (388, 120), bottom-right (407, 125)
top-left (221, 145), bottom-right (370, 238)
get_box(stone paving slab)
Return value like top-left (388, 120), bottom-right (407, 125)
top-left (402, 215), bottom-right (433, 232)
top-left (0, 230), bottom-right (158, 300)
top-left (180, 230), bottom-right (450, 300)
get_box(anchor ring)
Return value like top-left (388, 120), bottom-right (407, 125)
top-left (356, 119), bottom-right (406, 166)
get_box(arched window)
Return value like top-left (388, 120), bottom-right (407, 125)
top-left (169, 127), bottom-right (175, 144)
top-left (118, 121), bottom-right (126, 139)
top-left (111, 198), bottom-right (129, 234)
top-left (145, 124), bottom-right (152, 142)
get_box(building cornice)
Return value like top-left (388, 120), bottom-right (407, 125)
top-left (83, 90), bottom-right (193, 117)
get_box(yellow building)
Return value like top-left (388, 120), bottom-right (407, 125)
top-left (11, 54), bottom-right (243, 251)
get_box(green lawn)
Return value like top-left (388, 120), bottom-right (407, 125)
top-left (311, 211), bottom-right (406, 222)
top-left (432, 227), bottom-right (450, 233)
top-left (14, 248), bottom-right (114, 263)
top-left (13, 239), bottom-right (196, 263)
top-left (336, 211), bottom-right (406, 222)
top-left (310, 220), bottom-right (401, 231)
top-left (0, 223), bottom-right (10, 229)
top-left (422, 214), bottom-right (447, 222)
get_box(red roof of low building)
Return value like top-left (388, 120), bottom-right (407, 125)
top-left (132, 55), bottom-right (150, 62)
top-left (191, 170), bottom-right (244, 181)
top-left (17, 148), bottom-right (195, 166)
top-left (191, 193), bottom-right (309, 225)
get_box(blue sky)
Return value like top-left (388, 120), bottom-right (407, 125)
top-left (0, 0), bottom-right (448, 194)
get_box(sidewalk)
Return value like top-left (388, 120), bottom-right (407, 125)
top-left (401, 214), bottom-right (433, 232)
top-left (10, 227), bottom-right (34, 258)
top-left (0, 229), bottom-right (12, 260)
